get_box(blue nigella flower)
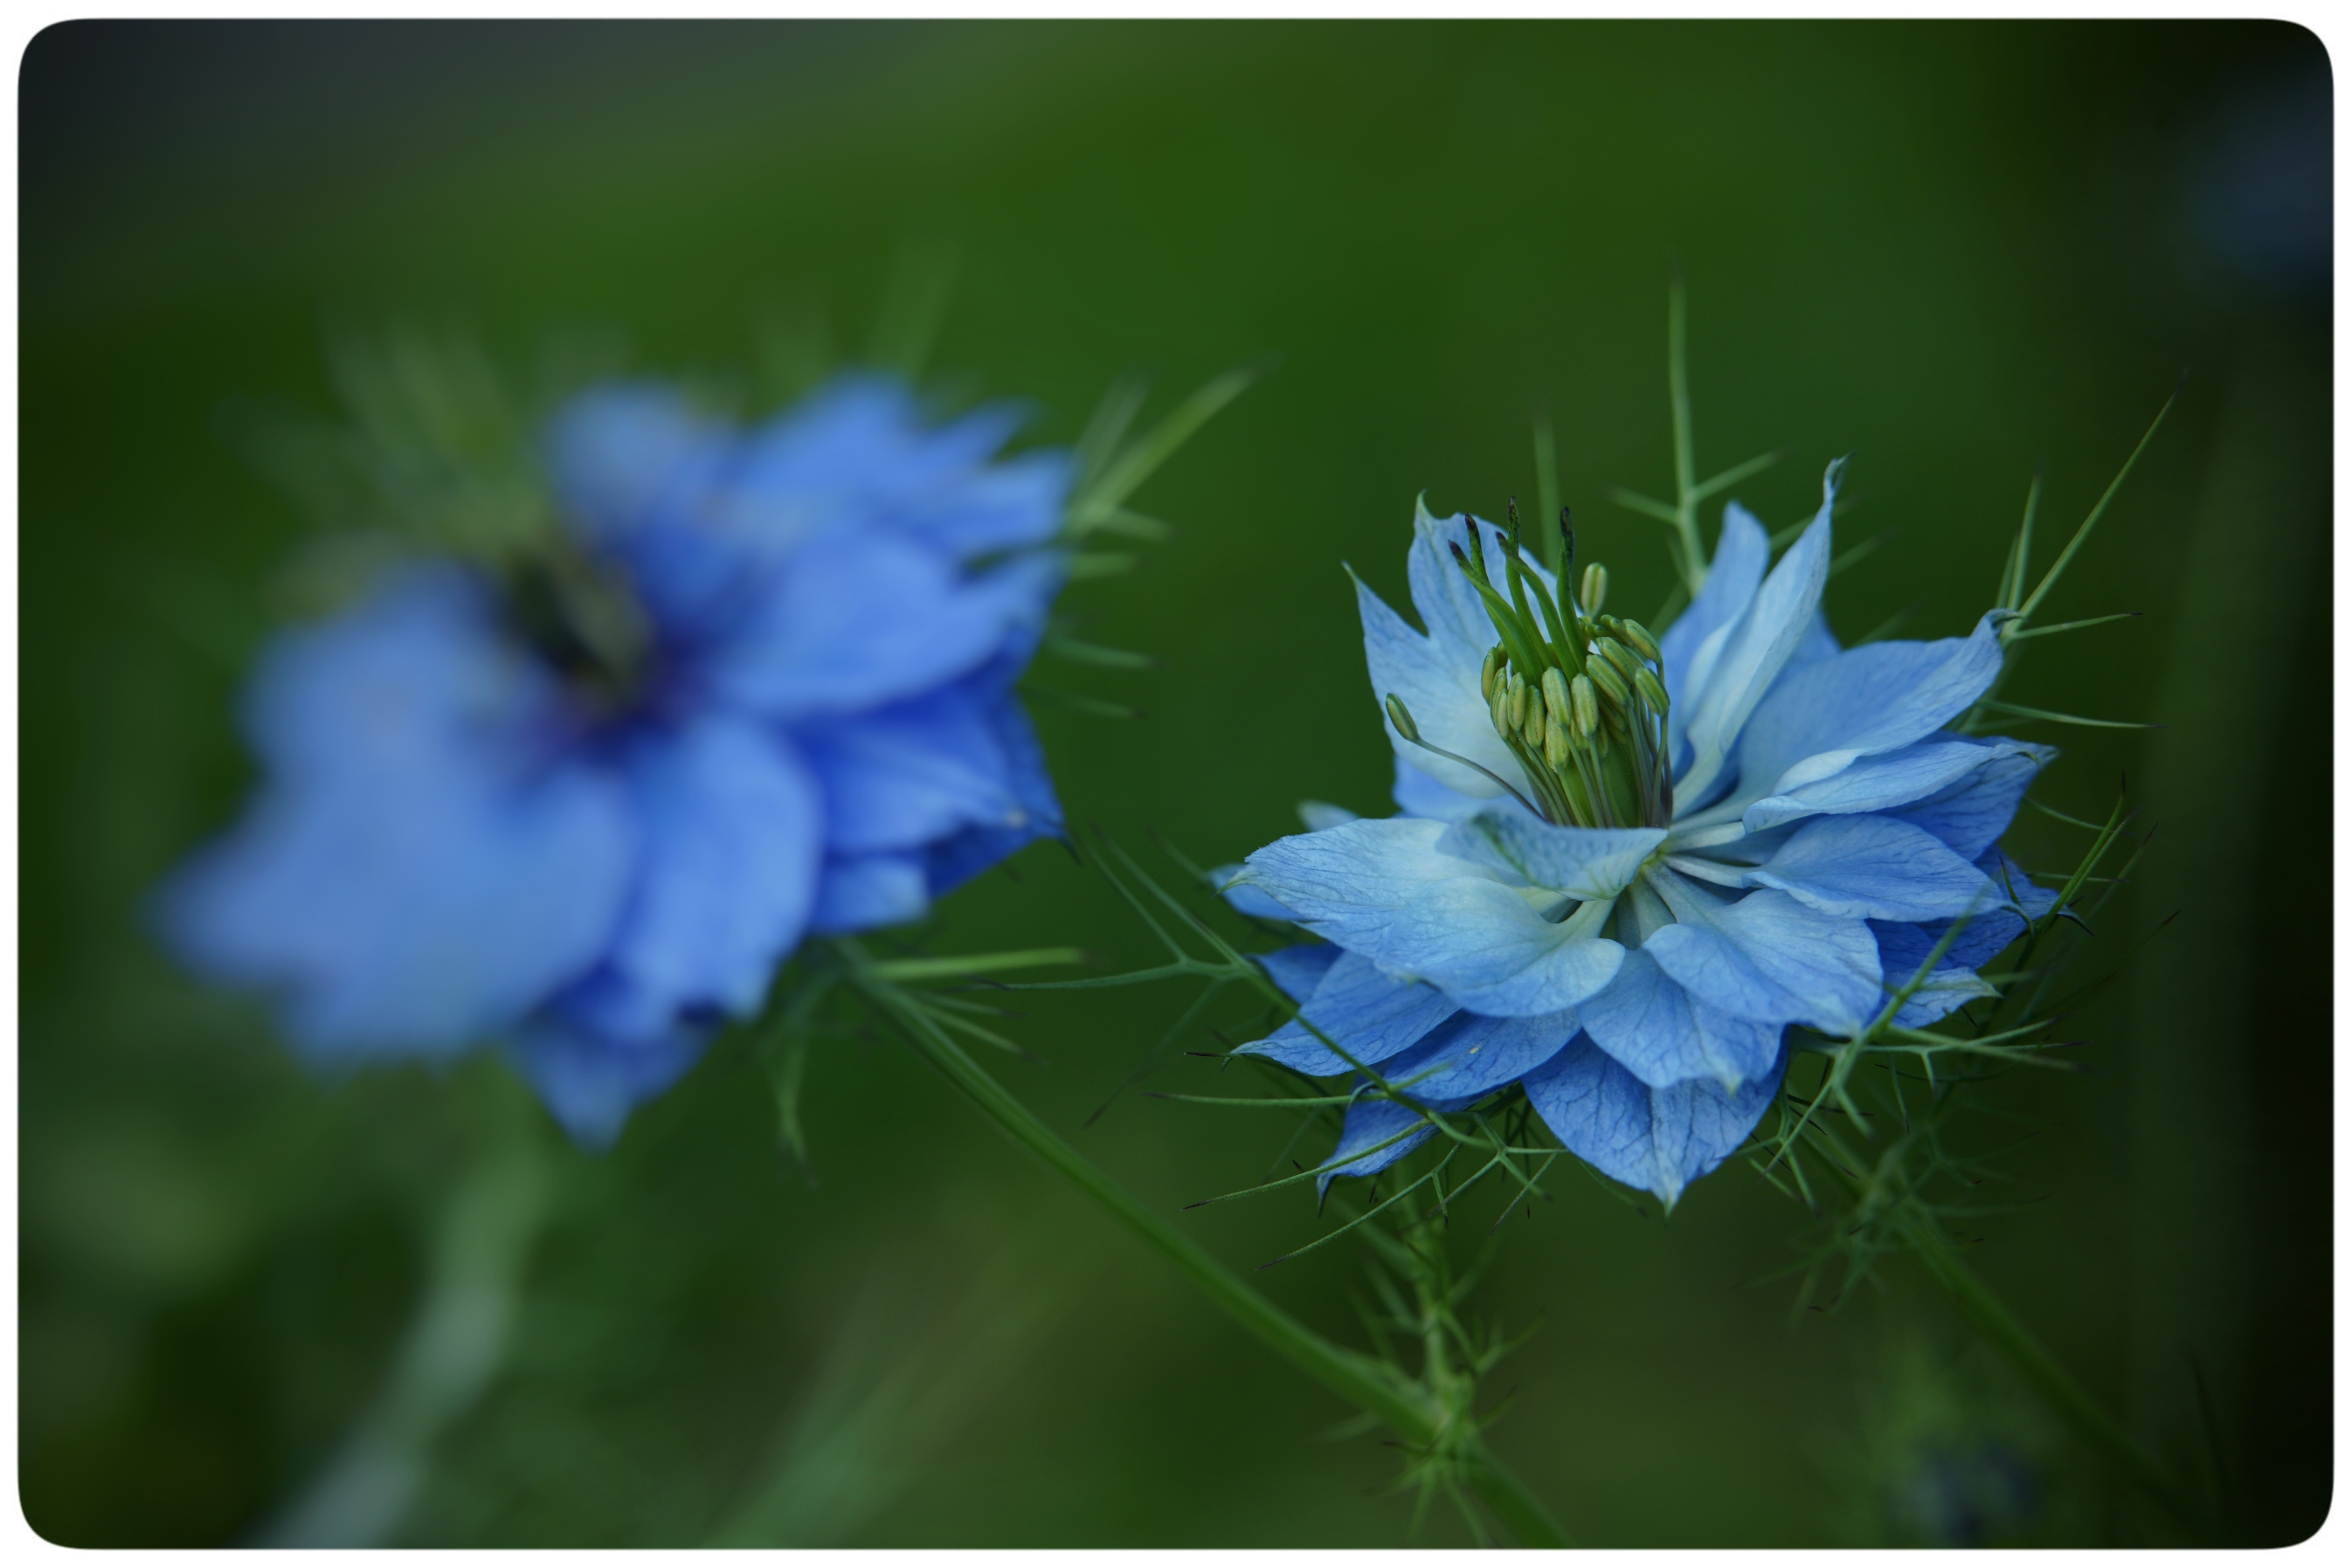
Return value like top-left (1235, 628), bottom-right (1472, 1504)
top-left (1223, 469), bottom-right (2058, 1207)
top-left (159, 373), bottom-right (1070, 1144)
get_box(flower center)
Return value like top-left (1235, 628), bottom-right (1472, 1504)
top-left (1385, 503), bottom-right (1675, 831)
top-left (501, 542), bottom-right (656, 719)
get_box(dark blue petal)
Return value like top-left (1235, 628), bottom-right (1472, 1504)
top-left (709, 538), bottom-right (1060, 720)
top-left (921, 685), bottom-right (1062, 898)
top-left (1524, 1033), bottom-right (1788, 1208)
top-left (506, 1004), bottom-right (710, 1150)
top-left (594, 715), bottom-right (824, 1035)
top-left (1253, 943), bottom-right (1342, 1004)
top-left (1318, 1092), bottom-right (1449, 1192)
top-left (1886, 736), bottom-right (2056, 862)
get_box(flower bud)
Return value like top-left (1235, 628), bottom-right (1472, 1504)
top-left (1580, 563), bottom-right (1609, 617)
top-left (1385, 693), bottom-right (1422, 743)
top-left (1480, 646), bottom-right (1505, 702)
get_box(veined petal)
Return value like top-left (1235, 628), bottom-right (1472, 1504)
top-left (1740, 738), bottom-right (2003, 834)
top-left (1254, 943), bottom-right (1342, 1005)
top-left (1436, 811), bottom-right (1666, 900)
top-left (1735, 611), bottom-right (2007, 798)
top-left (1740, 814), bottom-right (1997, 922)
top-left (1214, 865), bottom-right (1303, 922)
top-left (1675, 469), bottom-right (1840, 809)
top-left (1356, 567), bottom-right (1517, 801)
top-left (1524, 1033), bottom-right (1787, 1209)
top-left (1579, 949), bottom-right (1782, 1091)
top-left (1383, 885), bottom-right (1625, 1017)
top-left (1239, 950), bottom-right (1458, 1075)
top-left (1233, 818), bottom-right (1497, 954)
top-left (1661, 501), bottom-right (1769, 718)
top-left (1887, 737), bottom-right (2056, 862)
top-left (1643, 869), bottom-right (1881, 1033)
top-left (1383, 1009), bottom-right (1576, 1102)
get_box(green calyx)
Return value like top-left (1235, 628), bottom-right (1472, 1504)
top-left (1448, 505), bottom-right (1675, 831)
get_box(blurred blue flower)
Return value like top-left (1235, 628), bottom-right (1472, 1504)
top-left (1226, 473), bottom-right (2056, 1206)
top-left (161, 374), bottom-right (1070, 1143)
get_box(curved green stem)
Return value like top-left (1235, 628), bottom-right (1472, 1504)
top-left (854, 970), bottom-right (1568, 1547)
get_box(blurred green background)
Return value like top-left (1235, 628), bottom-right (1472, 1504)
top-left (19, 19), bottom-right (2331, 1547)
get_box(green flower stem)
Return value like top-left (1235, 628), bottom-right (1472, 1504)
top-left (1904, 1219), bottom-right (2208, 1539)
top-left (857, 973), bottom-right (1568, 1548)
top-left (258, 1079), bottom-right (551, 1546)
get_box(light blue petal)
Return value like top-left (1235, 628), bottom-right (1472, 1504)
top-left (1386, 1009), bottom-right (1575, 1102)
top-left (1790, 609), bottom-right (1842, 668)
top-left (808, 852), bottom-right (930, 935)
top-left (1357, 565), bottom-right (1518, 804)
top-left (1734, 611), bottom-right (2006, 800)
top-left (595, 716), bottom-right (825, 1033)
top-left (1435, 811), bottom-right (1666, 900)
top-left (1524, 1033), bottom-right (1788, 1208)
top-left (1214, 865), bottom-right (1301, 922)
top-left (1254, 943), bottom-right (1341, 1004)
top-left (1239, 950), bottom-right (1458, 1075)
top-left (546, 383), bottom-right (728, 546)
top-left (1642, 870), bottom-right (1881, 1033)
top-left (1674, 468), bottom-right (1841, 809)
top-left (1887, 737), bottom-right (2056, 862)
top-left (1383, 883), bottom-right (1626, 1017)
top-left (1578, 949), bottom-right (1782, 1091)
top-left (1234, 817), bottom-right (1495, 954)
top-left (156, 572), bottom-right (635, 1056)
top-left (1740, 814), bottom-right (1996, 922)
top-left (1393, 754), bottom-right (1517, 823)
top-left (1739, 738), bottom-right (2000, 834)
top-left (1660, 500), bottom-right (1769, 718)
